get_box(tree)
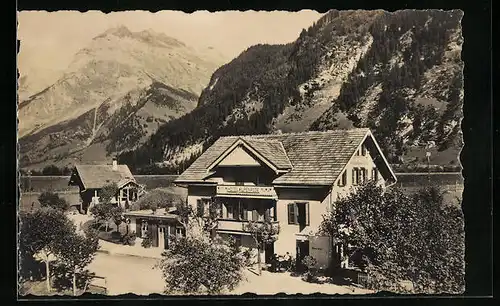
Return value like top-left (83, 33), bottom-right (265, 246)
top-left (158, 234), bottom-right (245, 295)
top-left (38, 191), bottom-right (69, 211)
top-left (55, 229), bottom-right (99, 296)
top-left (90, 203), bottom-right (113, 232)
top-left (242, 219), bottom-right (280, 275)
top-left (319, 181), bottom-right (465, 293)
top-left (174, 199), bottom-right (221, 238)
top-left (134, 189), bottom-right (179, 212)
top-left (19, 208), bottom-right (75, 292)
top-left (110, 206), bottom-right (124, 231)
top-left (99, 183), bottom-right (119, 203)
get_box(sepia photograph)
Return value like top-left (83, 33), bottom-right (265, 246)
top-left (17, 9), bottom-right (466, 297)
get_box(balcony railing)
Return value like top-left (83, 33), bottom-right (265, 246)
top-left (216, 219), bottom-right (280, 234)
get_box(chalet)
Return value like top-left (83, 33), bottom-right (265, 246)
top-left (123, 208), bottom-right (186, 249)
top-left (68, 159), bottom-right (144, 214)
top-left (174, 128), bottom-right (397, 269)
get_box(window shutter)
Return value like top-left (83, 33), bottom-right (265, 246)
top-left (252, 209), bottom-right (258, 221)
top-left (305, 202), bottom-right (310, 226)
top-left (294, 203), bottom-right (299, 224)
top-left (352, 168), bottom-right (357, 185)
top-left (287, 203), bottom-right (295, 224)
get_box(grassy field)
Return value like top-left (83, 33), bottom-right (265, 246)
top-left (19, 191), bottom-right (81, 213)
top-left (19, 175), bottom-right (179, 192)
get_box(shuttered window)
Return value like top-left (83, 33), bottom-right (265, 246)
top-left (352, 168), bottom-right (358, 185)
top-left (288, 203), bottom-right (297, 224)
top-left (288, 202), bottom-right (309, 225)
top-left (372, 168), bottom-right (378, 181)
top-left (196, 199), bottom-right (204, 217)
top-left (361, 145), bottom-right (367, 156)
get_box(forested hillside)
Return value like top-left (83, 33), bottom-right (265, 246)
top-left (119, 10), bottom-right (463, 174)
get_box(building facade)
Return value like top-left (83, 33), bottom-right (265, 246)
top-left (123, 208), bottom-right (185, 249)
top-left (174, 128), bottom-right (397, 268)
top-left (68, 159), bottom-right (144, 213)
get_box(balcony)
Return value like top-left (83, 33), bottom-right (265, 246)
top-left (216, 219), bottom-right (280, 235)
top-left (216, 185), bottom-right (277, 199)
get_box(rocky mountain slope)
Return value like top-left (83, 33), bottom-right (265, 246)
top-left (119, 9), bottom-right (463, 174)
top-left (18, 26), bottom-right (225, 169)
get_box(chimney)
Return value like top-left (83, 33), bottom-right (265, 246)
top-left (112, 157), bottom-right (118, 171)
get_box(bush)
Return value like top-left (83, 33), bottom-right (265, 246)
top-left (38, 191), bottom-right (69, 211)
top-left (141, 234), bottom-right (152, 248)
top-left (122, 232), bottom-right (137, 246)
top-left (301, 255), bottom-right (319, 283)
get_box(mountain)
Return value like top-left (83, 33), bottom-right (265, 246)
top-left (119, 10), bottom-right (463, 174)
top-left (18, 26), bottom-right (225, 169)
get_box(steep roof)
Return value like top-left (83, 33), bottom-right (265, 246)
top-left (71, 164), bottom-right (137, 190)
top-left (176, 128), bottom-right (393, 186)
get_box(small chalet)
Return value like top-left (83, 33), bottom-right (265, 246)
top-left (68, 159), bottom-right (143, 214)
top-left (174, 128), bottom-right (397, 269)
top-left (123, 207), bottom-right (186, 249)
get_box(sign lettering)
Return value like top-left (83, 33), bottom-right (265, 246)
top-left (216, 185), bottom-right (276, 198)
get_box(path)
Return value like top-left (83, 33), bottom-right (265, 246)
top-left (87, 252), bottom-right (164, 295)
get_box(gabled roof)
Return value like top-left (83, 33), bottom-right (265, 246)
top-left (71, 164), bottom-right (137, 190)
top-left (175, 128), bottom-right (396, 186)
top-left (207, 137), bottom-right (292, 172)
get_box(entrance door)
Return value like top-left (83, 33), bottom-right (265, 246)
top-left (264, 242), bottom-right (275, 264)
top-left (158, 226), bottom-right (166, 249)
top-left (296, 240), bottom-right (310, 272)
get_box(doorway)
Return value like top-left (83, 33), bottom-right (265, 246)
top-left (158, 226), bottom-right (166, 249)
top-left (296, 240), bottom-right (310, 272)
top-left (264, 242), bottom-right (275, 264)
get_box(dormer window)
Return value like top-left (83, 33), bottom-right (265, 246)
top-left (361, 144), bottom-right (367, 156)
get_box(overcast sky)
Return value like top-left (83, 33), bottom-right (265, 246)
top-left (18, 10), bottom-right (323, 77)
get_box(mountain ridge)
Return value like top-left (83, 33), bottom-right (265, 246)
top-left (117, 9), bottom-right (463, 174)
top-left (18, 25), bottom-right (224, 169)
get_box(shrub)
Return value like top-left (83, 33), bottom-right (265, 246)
top-left (38, 191), bottom-right (69, 211)
top-left (141, 234), bottom-right (152, 248)
top-left (301, 255), bottom-right (319, 283)
top-left (122, 232), bottom-right (137, 246)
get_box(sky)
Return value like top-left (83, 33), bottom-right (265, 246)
top-left (17, 10), bottom-right (324, 79)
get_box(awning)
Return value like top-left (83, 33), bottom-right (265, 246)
top-left (295, 226), bottom-right (314, 241)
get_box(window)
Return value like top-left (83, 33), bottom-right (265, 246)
top-left (238, 201), bottom-right (248, 220)
top-left (176, 227), bottom-right (186, 237)
top-left (352, 168), bottom-right (367, 185)
top-left (338, 171), bottom-right (347, 187)
top-left (196, 199), bottom-right (205, 217)
top-left (372, 168), bottom-right (378, 181)
top-left (226, 204), bottom-right (234, 219)
top-left (360, 167), bottom-right (367, 184)
top-left (352, 168), bottom-right (358, 185)
top-left (361, 145), bottom-right (367, 156)
top-left (287, 202), bottom-right (309, 225)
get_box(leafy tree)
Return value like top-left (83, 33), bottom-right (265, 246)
top-left (55, 228), bottom-right (99, 296)
top-left (90, 203), bottom-right (113, 232)
top-left (110, 206), bottom-right (124, 231)
top-left (134, 189), bottom-right (180, 211)
top-left (174, 199), bottom-right (221, 238)
top-left (319, 182), bottom-right (464, 293)
top-left (19, 208), bottom-right (76, 292)
top-left (243, 219), bottom-right (280, 276)
top-left (38, 191), bottom-right (69, 211)
top-left (158, 234), bottom-right (245, 295)
top-left (99, 183), bottom-right (119, 203)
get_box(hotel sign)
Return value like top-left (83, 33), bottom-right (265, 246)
top-left (216, 185), bottom-right (277, 198)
